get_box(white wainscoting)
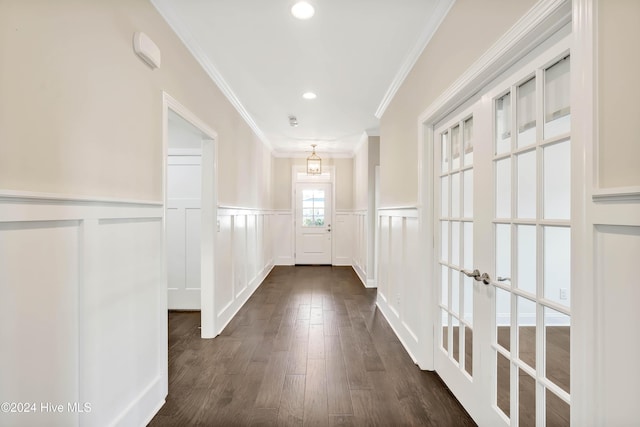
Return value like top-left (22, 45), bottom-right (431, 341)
top-left (214, 207), bottom-right (275, 335)
top-left (352, 210), bottom-right (368, 286)
top-left (271, 211), bottom-right (294, 266)
top-left (0, 192), bottom-right (166, 427)
top-left (591, 191), bottom-right (640, 425)
top-left (333, 211), bottom-right (353, 266)
top-left (376, 208), bottom-right (427, 367)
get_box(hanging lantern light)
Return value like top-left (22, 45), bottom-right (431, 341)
top-left (306, 144), bottom-right (322, 175)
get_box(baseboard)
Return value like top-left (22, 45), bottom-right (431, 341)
top-left (106, 375), bottom-right (165, 427)
top-left (352, 264), bottom-right (367, 287)
top-left (376, 297), bottom-right (422, 367)
top-left (215, 262), bottom-right (274, 335)
top-left (366, 278), bottom-right (377, 288)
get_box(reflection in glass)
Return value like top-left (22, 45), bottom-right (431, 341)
top-left (452, 316), bottom-right (460, 363)
top-left (441, 221), bottom-right (449, 263)
top-left (463, 170), bottom-right (473, 218)
top-left (452, 125), bottom-right (461, 170)
top-left (441, 265), bottom-right (449, 307)
top-left (463, 275), bottom-right (473, 325)
top-left (464, 117), bottom-right (474, 165)
top-left (441, 132), bottom-right (449, 173)
top-left (441, 176), bottom-right (449, 217)
top-left (463, 222), bottom-right (473, 271)
top-left (496, 93), bottom-right (512, 155)
top-left (519, 370), bottom-right (536, 427)
top-left (452, 270), bottom-right (460, 315)
top-left (497, 351), bottom-right (511, 418)
top-left (464, 325), bottom-right (473, 376)
top-left (545, 307), bottom-right (570, 394)
top-left (452, 172), bottom-right (461, 218)
top-left (546, 389), bottom-right (570, 427)
top-left (517, 77), bottom-right (536, 148)
top-left (544, 226), bottom-right (571, 307)
top-left (496, 287), bottom-right (511, 351)
top-left (544, 56), bottom-right (571, 139)
top-left (517, 225), bottom-right (537, 295)
top-left (544, 141), bottom-right (571, 220)
top-left (518, 297), bottom-right (537, 369)
top-left (451, 221), bottom-right (460, 266)
top-left (442, 309), bottom-right (449, 352)
top-left (496, 158), bottom-right (511, 219)
top-left (496, 224), bottom-right (512, 284)
top-left (517, 150), bottom-right (537, 219)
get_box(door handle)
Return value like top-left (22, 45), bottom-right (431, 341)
top-left (497, 276), bottom-right (511, 282)
top-left (462, 269), bottom-right (491, 285)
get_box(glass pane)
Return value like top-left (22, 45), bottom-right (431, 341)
top-left (442, 309), bottom-right (449, 352)
top-left (441, 265), bottom-right (449, 307)
top-left (517, 225), bottom-right (537, 295)
top-left (463, 169), bottom-right (473, 218)
top-left (544, 140), bottom-right (571, 220)
top-left (452, 316), bottom-right (460, 363)
top-left (545, 307), bottom-right (570, 394)
top-left (497, 352), bottom-right (511, 418)
top-left (517, 150), bottom-right (537, 219)
top-left (451, 270), bottom-right (460, 315)
top-left (464, 117), bottom-right (474, 165)
top-left (313, 190), bottom-right (324, 202)
top-left (463, 222), bottom-right (473, 271)
top-left (496, 158), bottom-right (511, 219)
top-left (314, 216), bottom-right (325, 226)
top-left (440, 221), bottom-right (449, 262)
top-left (464, 325), bottom-right (473, 376)
top-left (441, 176), bottom-right (449, 217)
top-left (441, 132), bottom-right (449, 173)
top-left (451, 172), bottom-right (461, 218)
top-left (544, 226), bottom-right (571, 307)
top-left (463, 275), bottom-right (473, 325)
top-left (546, 389), bottom-right (570, 427)
top-left (496, 93), bottom-right (512, 155)
top-left (519, 370), bottom-right (536, 427)
top-left (303, 209), bottom-right (314, 217)
top-left (452, 125), bottom-right (461, 170)
top-left (518, 297), bottom-right (537, 369)
top-left (451, 221), bottom-right (460, 266)
top-left (517, 77), bottom-right (536, 148)
top-left (545, 56), bottom-right (571, 139)
top-left (303, 217), bottom-right (314, 226)
top-left (496, 287), bottom-right (511, 351)
top-left (496, 224), bottom-right (512, 285)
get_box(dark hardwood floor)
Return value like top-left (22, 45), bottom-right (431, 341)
top-left (149, 266), bottom-right (476, 426)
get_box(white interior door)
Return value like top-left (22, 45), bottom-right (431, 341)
top-left (167, 153), bottom-right (202, 309)
top-left (434, 38), bottom-right (572, 427)
top-left (295, 182), bottom-right (332, 264)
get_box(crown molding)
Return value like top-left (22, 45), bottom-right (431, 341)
top-left (151, 0), bottom-right (273, 152)
top-left (271, 150), bottom-right (354, 159)
top-left (374, 0), bottom-right (455, 119)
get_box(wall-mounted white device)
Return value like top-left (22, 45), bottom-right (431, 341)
top-left (133, 32), bottom-right (161, 69)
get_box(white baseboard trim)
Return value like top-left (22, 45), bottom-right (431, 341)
top-left (366, 278), bottom-right (377, 288)
top-left (107, 375), bottom-right (165, 427)
top-left (215, 262), bottom-right (274, 335)
top-left (275, 256), bottom-right (294, 266)
top-left (376, 297), bottom-right (421, 367)
top-left (352, 264), bottom-right (368, 288)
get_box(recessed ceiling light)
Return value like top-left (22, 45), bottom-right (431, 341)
top-left (302, 92), bottom-right (317, 100)
top-left (291, 1), bottom-right (315, 20)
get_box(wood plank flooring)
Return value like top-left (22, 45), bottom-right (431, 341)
top-left (149, 266), bottom-right (475, 426)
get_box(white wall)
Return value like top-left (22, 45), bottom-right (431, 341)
top-left (0, 194), bottom-right (165, 427)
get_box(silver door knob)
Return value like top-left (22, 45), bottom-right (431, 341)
top-left (462, 269), bottom-right (481, 280)
top-left (480, 272), bottom-right (491, 285)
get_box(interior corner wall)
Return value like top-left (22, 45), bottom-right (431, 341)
top-left (597, 0), bottom-right (640, 189)
top-left (378, 0), bottom-right (536, 208)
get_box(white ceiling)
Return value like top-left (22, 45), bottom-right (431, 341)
top-left (152, 0), bottom-right (454, 155)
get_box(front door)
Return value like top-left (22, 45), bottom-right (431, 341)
top-left (295, 182), bottom-right (332, 264)
top-left (434, 37), bottom-right (572, 427)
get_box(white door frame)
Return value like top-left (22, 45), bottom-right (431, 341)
top-left (162, 92), bottom-right (218, 339)
top-left (291, 165), bottom-right (336, 264)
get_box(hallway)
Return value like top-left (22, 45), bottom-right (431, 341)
top-left (150, 266), bottom-right (475, 426)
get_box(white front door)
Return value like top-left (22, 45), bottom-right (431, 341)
top-left (434, 37), bottom-right (572, 427)
top-left (295, 182), bottom-right (332, 264)
top-left (166, 153), bottom-right (202, 309)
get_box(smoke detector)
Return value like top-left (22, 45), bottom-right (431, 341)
top-left (289, 115), bottom-right (299, 127)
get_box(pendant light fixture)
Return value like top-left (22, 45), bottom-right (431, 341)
top-left (306, 144), bottom-right (321, 175)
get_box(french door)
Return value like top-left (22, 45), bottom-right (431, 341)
top-left (434, 37), bottom-right (571, 427)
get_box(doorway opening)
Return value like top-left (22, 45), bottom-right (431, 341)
top-left (162, 92), bottom-right (218, 338)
